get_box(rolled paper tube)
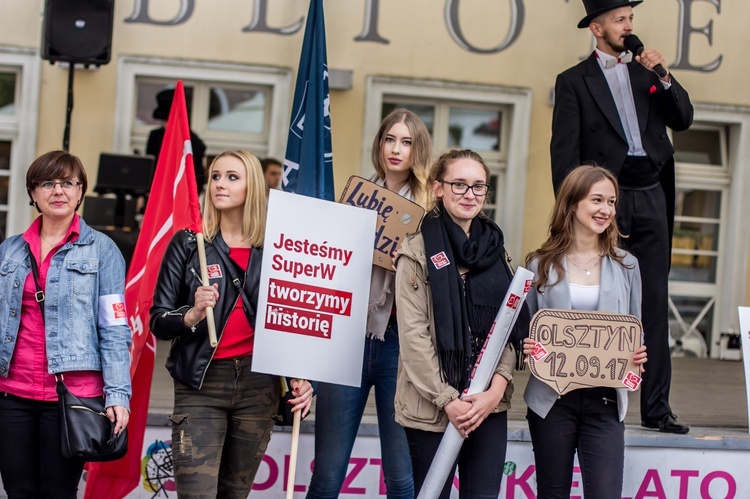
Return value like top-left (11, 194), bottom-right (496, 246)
top-left (417, 267), bottom-right (534, 499)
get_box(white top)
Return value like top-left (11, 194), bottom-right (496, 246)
top-left (569, 283), bottom-right (600, 311)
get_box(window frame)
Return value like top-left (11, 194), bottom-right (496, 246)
top-left (363, 76), bottom-right (531, 260)
top-left (0, 47), bottom-right (41, 237)
top-left (669, 107), bottom-right (750, 357)
top-left (114, 57), bottom-right (292, 161)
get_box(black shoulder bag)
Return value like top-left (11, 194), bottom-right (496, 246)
top-left (28, 245), bottom-right (128, 461)
top-left (213, 245), bottom-right (299, 426)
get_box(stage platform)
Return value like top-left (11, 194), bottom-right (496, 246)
top-left (148, 339), bottom-right (749, 442)
top-left (121, 341), bottom-right (750, 497)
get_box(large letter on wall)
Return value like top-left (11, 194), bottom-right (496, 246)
top-left (243, 0), bottom-right (303, 35)
top-left (445, 0), bottom-right (525, 54)
top-left (125, 0), bottom-right (194, 25)
top-left (355, 0), bottom-right (389, 44)
top-left (673, 0), bottom-right (722, 72)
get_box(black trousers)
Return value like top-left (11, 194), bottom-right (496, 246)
top-left (0, 392), bottom-right (84, 498)
top-left (404, 411), bottom-right (508, 499)
top-left (616, 183), bottom-right (673, 421)
top-left (527, 388), bottom-right (624, 499)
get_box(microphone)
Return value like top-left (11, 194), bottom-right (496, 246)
top-left (624, 34), bottom-right (668, 79)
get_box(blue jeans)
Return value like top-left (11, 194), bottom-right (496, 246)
top-left (307, 325), bottom-right (413, 498)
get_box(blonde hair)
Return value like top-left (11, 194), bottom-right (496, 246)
top-left (371, 108), bottom-right (432, 209)
top-left (202, 150), bottom-right (267, 247)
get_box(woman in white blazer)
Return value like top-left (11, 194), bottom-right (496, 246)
top-left (523, 165), bottom-right (648, 499)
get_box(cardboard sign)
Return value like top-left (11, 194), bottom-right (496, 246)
top-left (529, 309), bottom-right (643, 395)
top-left (252, 190), bottom-right (377, 387)
top-left (339, 176), bottom-right (425, 270)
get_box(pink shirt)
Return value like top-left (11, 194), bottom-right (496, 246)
top-left (0, 215), bottom-right (104, 401)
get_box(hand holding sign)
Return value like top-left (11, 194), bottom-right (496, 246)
top-left (339, 176), bottom-right (425, 270)
top-left (528, 309), bottom-right (644, 395)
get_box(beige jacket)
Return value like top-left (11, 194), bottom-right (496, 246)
top-left (393, 232), bottom-right (515, 432)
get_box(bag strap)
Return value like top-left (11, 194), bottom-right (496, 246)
top-left (212, 245), bottom-right (254, 318)
top-left (26, 243), bottom-right (45, 318)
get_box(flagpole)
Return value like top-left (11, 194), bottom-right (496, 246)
top-left (195, 233), bottom-right (218, 347)
top-left (285, 405), bottom-right (302, 499)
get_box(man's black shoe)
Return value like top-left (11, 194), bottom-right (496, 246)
top-left (641, 413), bottom-right (689, 434)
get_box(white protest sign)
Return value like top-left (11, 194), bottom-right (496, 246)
top-left (738, 307), bottom-right (750, 435)
top-left (252, 189), bottom-right (377, 387)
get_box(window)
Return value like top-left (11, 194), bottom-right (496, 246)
top-left (669, 124), bottom-right (730, 358)
top-left (380, 100), bottom-right (508, 220)
top-left (365, 77), bottom-right (531, 260)
top-left (0, 50), bottom-right (41, 238)
top-left (114, 57), bottom-right (292, 173)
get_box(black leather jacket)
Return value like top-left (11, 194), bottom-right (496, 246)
top-left (150, 229), bottom-right (262, 389)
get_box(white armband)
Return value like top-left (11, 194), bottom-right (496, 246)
top-left (98, 294), bottom-right (129, 328)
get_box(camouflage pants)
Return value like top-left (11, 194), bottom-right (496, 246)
top-left (169, 356), bottom-right (278, 499)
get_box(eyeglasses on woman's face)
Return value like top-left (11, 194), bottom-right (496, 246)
top-left (438, 180), bottom-right (490, 196)
top-left (37, 180), bottom-right (82, 191)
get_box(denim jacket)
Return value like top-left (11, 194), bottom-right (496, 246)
top-left (0, 218), bottom-right (132, 409)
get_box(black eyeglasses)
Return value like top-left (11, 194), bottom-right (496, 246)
top-left (439, 180), bottom-right (490, 196)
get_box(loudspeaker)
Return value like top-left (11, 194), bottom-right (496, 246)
top-left (95, 153), bottom-right (155, 195)
top-left (42, 0), bottom-right (114, 66)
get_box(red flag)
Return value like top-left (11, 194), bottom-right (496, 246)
top-left (85, 80), bottom-right (202, 499)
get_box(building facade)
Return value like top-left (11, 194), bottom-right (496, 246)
top-left (1, 0), bottom-right (748, 357)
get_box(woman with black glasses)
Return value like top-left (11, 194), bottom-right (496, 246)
top-left (0, 150), bottom-right (131, 498)
top-left (394, 148), bottom-right (527, 498)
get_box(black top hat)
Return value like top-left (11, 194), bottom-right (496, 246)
top-left (152, 88), bottom-right (175, 120)
top-left (578, 0), bottom-right (643, 29)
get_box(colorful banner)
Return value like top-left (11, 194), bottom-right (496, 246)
top-left (82, 427), bottom-right (750, 498)
top-left (282, 0), bottom-right (334, 201)
top-left (251, 189), bottom-right (376, 386)
top-left (84, 80), bottom-right (202, 499)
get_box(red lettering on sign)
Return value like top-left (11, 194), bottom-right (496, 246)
top-left (268, 278), bottom-right (352, 316)
top-left (265, 305), bottom-right (333, 339)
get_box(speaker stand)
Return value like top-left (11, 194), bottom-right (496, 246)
top-left (63, 63), bottom-right (75, 152)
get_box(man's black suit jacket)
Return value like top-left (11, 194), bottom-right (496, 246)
top-left (550, 52), bottom-right (694, 235)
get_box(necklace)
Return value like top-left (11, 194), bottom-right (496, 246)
top-left (41, 234), bottom-right (64, 247)
top-left (566, 254), bottom-right (602, 276)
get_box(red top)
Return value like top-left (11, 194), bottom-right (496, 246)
top-left (0, 215), bottom-right (105, 401)
top-left (213, 247), bottom-right (254, 359)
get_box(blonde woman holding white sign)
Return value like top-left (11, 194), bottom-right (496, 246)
top-left (151, 151), bottom-right (313, 498)
top-left (523, 165), bottom-right (648, 498)
top-left (308, 109), bottom-right (431, 499)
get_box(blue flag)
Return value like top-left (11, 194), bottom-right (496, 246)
top-left (282, 0), bottom-right (334, 200)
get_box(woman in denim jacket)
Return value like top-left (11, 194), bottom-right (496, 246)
top-left (0, 150), bottom-right (131, 498)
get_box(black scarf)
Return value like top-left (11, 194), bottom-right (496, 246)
top-left (422, 210), bottom-right (513, 391)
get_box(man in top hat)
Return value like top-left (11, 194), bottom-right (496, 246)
top-left (146, 88), bottom-right (207, 195)
top-left (550, 0), bottom-right (694, 433)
